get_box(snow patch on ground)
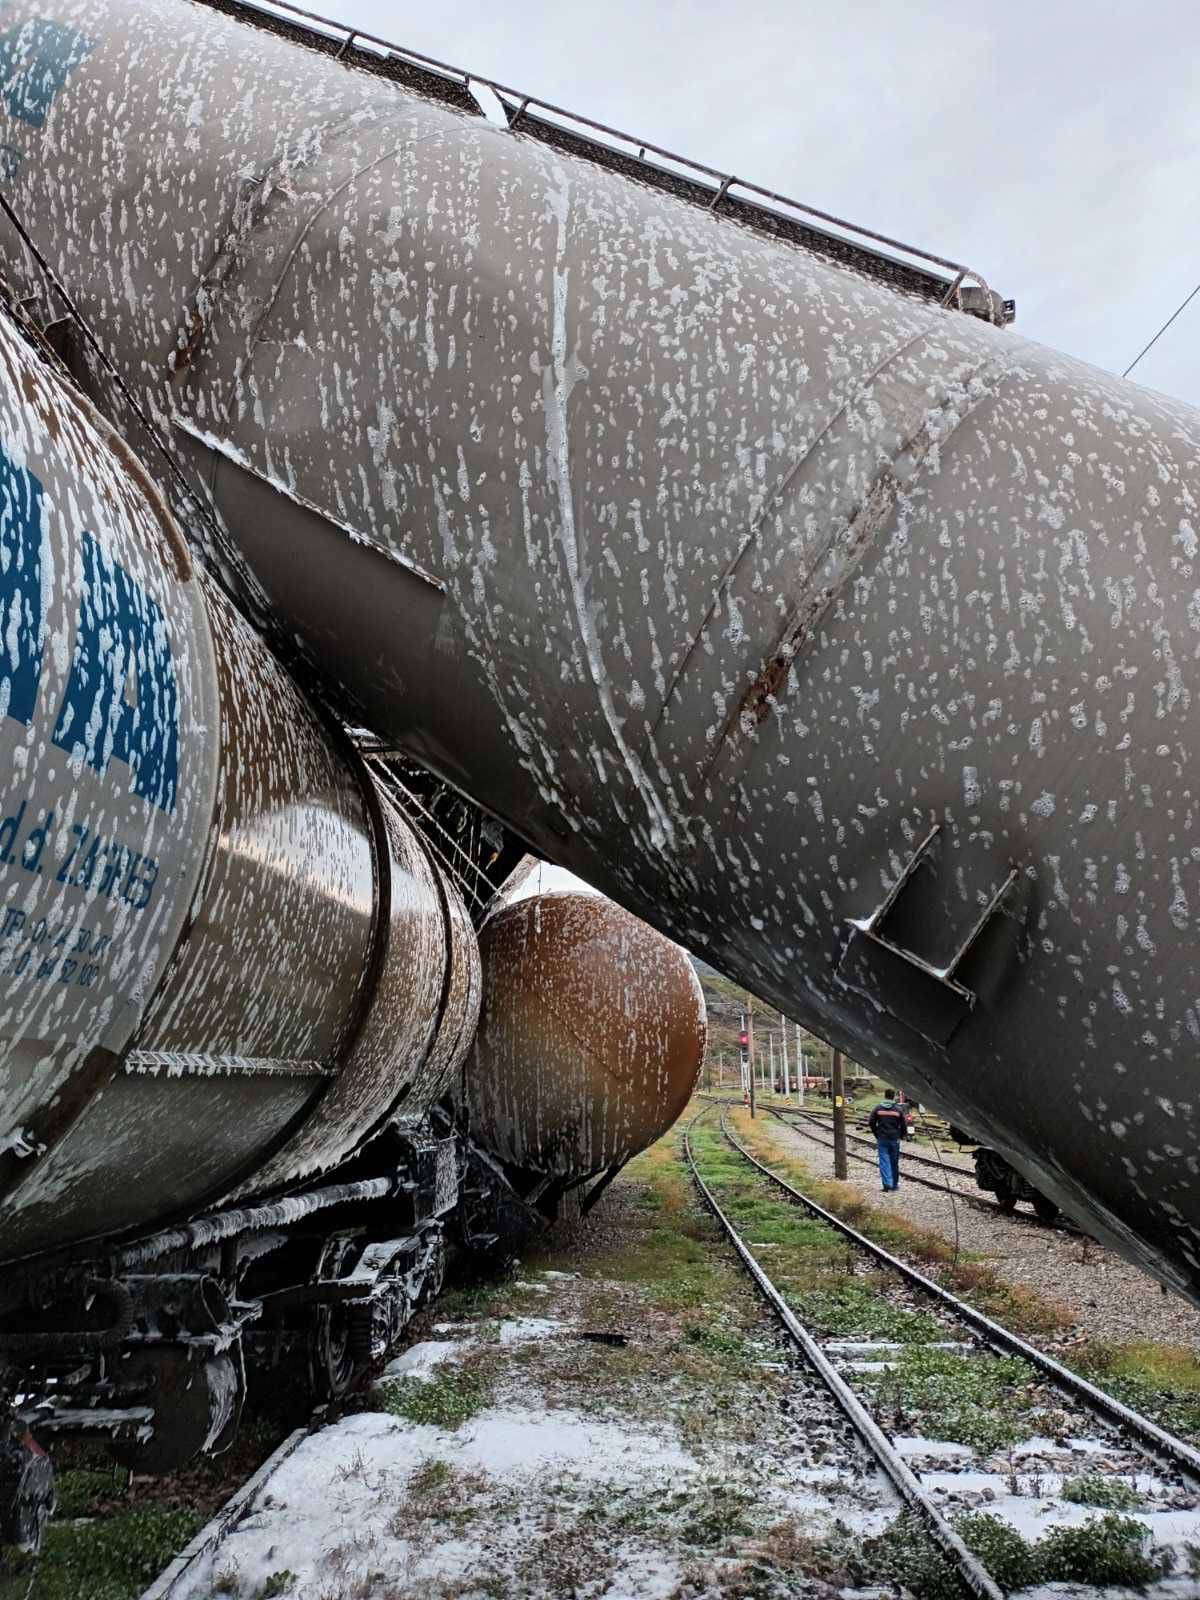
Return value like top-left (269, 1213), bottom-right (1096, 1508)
top-left (497, 1315), bottom-right (564, 1344)
top-left (380, 1340), bottom-right (461, 1382)
top-left (171, 1405), bottom-right (697, 1599)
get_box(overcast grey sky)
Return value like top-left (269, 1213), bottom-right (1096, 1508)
top-left (311, 0), bottom-right (1200, 405)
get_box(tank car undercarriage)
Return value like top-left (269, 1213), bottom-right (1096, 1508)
top-left (0, 749), bottom-right (537, 1555)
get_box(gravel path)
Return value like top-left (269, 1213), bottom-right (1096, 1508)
top-left (764, 1113), bottom-right (1200, 1350)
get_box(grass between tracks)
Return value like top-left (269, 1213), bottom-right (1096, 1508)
top-left (689, 1117), bottom-right (1049, 1454)
top-left (731, 1105), bottom-right (1200, 1448)
top-left (687, 1108), bottom-right (1192, 1593)
top-left (728, 1107), bottom-right (1067, 1337)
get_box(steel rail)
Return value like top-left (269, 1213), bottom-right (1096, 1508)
top-left (717, 1107), bottom-right (1200, 1491)
top-left (682, 1106), bottom-right (1003, 1600)
top-left (771, 1105), bottom-right (1041, 1214)
top-left (704, 1094), bottom-right (1036, 1216)
top-left (781, 1105), bottom-right (976, 1178)
top-left (726, 1097), bottom-right (1079, 1233)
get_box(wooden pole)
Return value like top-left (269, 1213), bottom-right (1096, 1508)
top-left (832, 1048), bottom-right (848, 1179)
top-left (748, 997), bottom-right (756, 1119)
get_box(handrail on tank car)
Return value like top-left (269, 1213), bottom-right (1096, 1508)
top-left (207, 0), bottom-right (1006, 321)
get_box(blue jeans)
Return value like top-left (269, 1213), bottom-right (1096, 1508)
top-left (877, 1139), bottom-right (900, 1190)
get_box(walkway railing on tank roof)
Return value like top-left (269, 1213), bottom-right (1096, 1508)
top-left (197, 0), bottom-right (1013, 323)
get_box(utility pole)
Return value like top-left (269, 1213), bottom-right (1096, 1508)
top-left (747, 996), bottom-right (756, 1119)
top-left (796, 1023), bottom-right (804, 1105)
top-left (832, 1048), bottom-right (848, 1178)
top-left (780, 1018), bottom-right (789, 1099)
top-left (768, 1032), bottom-right (776, 1097)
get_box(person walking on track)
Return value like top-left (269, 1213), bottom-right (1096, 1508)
top-left (868, 1089), bottom-right (908, 1192)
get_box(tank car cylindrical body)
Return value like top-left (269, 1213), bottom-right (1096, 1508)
top-left (464, 893), bottom-right (704, 1209)
top-left (0, 303), bottom-right (478, 1257)
top-left (8, 0), bottom-right (1200, 1305)
top-left (0, 301), bottom-right (480, 1521)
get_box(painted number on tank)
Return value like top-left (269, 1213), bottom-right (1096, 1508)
top-left (1, 447), bottom-right (180, 814)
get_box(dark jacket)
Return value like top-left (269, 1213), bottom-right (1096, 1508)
top-left (868, 1102), bottom-right (908, 1141)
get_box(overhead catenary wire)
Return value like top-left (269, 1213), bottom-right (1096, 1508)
top-left (1123, 275), bottom-right (1200, 379)
top-left (914, 1104), bottom-right (962, 1266)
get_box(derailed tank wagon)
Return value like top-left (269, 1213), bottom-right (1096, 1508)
top-left (461, 892), bottom-right (706, 1220)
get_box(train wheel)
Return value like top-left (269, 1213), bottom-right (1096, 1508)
top-left (997, 1188), bottom-right (1018, 1215)
top-left (416, 1234), bottom-right (446, 1309)
top-left (1032, 1193), bottom-right (1060, 1224)
top-left (306, 1236), bottom-right (360, 1404)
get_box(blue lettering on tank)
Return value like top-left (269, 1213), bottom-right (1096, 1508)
top-left (0, 14), bottom-right (92, 129)
top-left (0, 445), bottom-right (44, 727)
top-left (51, 534), bottom-right (179, 815)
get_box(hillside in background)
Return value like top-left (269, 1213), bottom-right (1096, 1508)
top-left (689, 957), bottom-right (873, 1091)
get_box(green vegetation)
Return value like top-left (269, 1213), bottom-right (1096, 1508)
top-left (848, 1511), bottom-right (962, 1600)
top-left (52, 1466), bottom-right (126, 1518)
top-left (391, 1458), bottom-right (496, 1539)
top-left (863, 1343), bottom-right (1037, 1452)
top-left (788, 1280), bottom-right (946, 1343)
top-left (730, 1107), bottom-right (1074, 1340)
top-left (574, 1476), bottom-right (755, 1549)
top-left (255, 1573), bottom-right (298, 1598)
top-left (559, 1134), bottom-right (751, 1316)
top-left (848, 1509), bottom-right (1173, 1597)
top-left (377, 1365), bottom-right (490, 1429)
top-left (1036, 1513), bottom-right (1173, 1586)
top-left (681, 1320), bottom-right (761, 1364)
top-left (687, 1113), bottom-right (1042, 1455)
top-left (435, 1280), bottom-right (503, 1320)
top-left (1061, 1471), bottom-right (1143, 1511)
top-left (24, 1505), bottom-right (204, 1600)
top-left (955, 1513), bottom-right (1040, 1590)
top-left (1072, 1341), bottom-right (1200, 1446)
top-left (409, 1457), bottom-right (454, 1496)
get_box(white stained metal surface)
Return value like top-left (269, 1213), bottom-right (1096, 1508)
top-left (3, 1), bottom-right (1200, 1298)
top-left (467, 893), bottom-right (705, 1179)
top-left (0, 304), bottom-right (478, 1258)
top-left (0, 303), bottom-right (220, 1243)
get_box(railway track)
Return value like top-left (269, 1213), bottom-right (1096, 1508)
top-left (765, 1103), bottom-right (1082, 1234)
top-left (683, 1103), bottom-right (1200, 1598)
top-left (780, 1106), bottom-right (976, 1178)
